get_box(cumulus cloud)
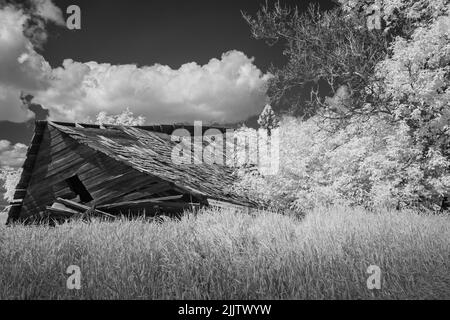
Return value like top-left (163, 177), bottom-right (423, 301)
top-left (33, 51), bottom-right (271, 124)
top-left (31, 0), bottom-right (65, 26)
top-left (0, 1), bottom-right (271, 125)
top-left (0, 140), bottom-right (27, 168)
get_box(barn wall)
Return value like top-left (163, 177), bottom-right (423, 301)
top-left (18, 125), bottom-right (173, 220)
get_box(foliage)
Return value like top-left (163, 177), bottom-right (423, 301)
top-left (95, 108), bottom-right (146, 126)
top-left (257, 104), bottom-right (279, 132)
top-left (1, 207), bottom-right (449, 299)
top-left (236, 116), bottom-right (450, 212)
top-left (240, 0), bottom-right (450, 211)
top-left (339, 0), bottom-right (449, 33)
top-left (243, 3), bottom-right (391, 118)
top-left (231, 106), bottom-right (281, 189)
top-left (0, 167), bottom-right (22, 203)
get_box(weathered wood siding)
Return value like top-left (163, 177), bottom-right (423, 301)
top-left (18, 124), bottom-right (175, 220)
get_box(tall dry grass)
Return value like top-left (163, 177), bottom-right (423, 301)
top-left (0, 206), bottom-right (449, 299)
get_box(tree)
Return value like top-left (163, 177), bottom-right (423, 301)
top-left (373, 5), bottom-right (450, 209)
top-left (257, 104), bottom-right (280, 134)
top-left (95, 108), bottom-right (146, 126)
top-left (239, 0), bottom-right (450, 211)
top-left (235, 114), bottom-right (449, 213)
top-left (243, 3), bottom-right (391, 120)
top-left (0, 167), bottom-right (22, 204)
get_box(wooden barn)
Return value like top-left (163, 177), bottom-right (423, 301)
top-left (7, 121), bottom-right (255, 224)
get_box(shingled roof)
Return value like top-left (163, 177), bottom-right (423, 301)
top-left (7, 120), bottom-right (258, 224)
top-left (47, 121), bottom-right (253, 206)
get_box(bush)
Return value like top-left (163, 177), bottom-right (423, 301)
top-left (0, 167), bottom-right (22, 203)
top-left (240, 0), bottom-right (450, 213)
top-left (234, 116), bottom-right (450, 212)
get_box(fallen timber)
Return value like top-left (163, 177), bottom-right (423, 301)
top-left (7, 121), bottom-right (257, 225)
top-left (44, 196), bottom-right (202, 223)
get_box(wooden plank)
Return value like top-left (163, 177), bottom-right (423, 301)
top-left (13, 190), bottom-right (27, 199)
top-left (82, 168), bottom-right (147, 190)
top-left (41, 159), bottom-right (93, 182)
top-left (99, 204), bottom-right (194, 216)
top-left (51, 202), bottom-right (78, 213)
top-left (46, 207), bottom-right (78, 217)
top-left (30, 133), bottom-right (44, 145)
top-left (146, 195), bottom-right (184, 202)
top-left (98, 198), bottom-right (198, 211)
top-left (28, 152), bottom-right (154, 206)
top-left (49, 131), bottom-right (74, 146)
top-left (18, 172), bottom-right (32, 184)
top-left (56, 198), bottom-right (116, 219)
top-left (34, 146), bottom-right (97, 178)
top-left (54, 189), bottom-right (77, 200)
top-left (87, 179), bottom-right (153, 202)
top-left (45, 207), bottom-right (81, 220)
top-left (22, 156), bottom-right (37, 170)
top-left (22, 192), bottom-right (53, 215)
top-left (24, 140), bottom-right (154, 214)
top-left (28, 144), bottom-right (41, 154)
top-left (207, 199), bottom-right (250, 211)
top-left (106, 181), bottom-right (173, 203)
top-left (34, 155), bottom-right (92, 181)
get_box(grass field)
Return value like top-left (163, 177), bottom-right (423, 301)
top-left (0, 206), bottom-right (449, 300)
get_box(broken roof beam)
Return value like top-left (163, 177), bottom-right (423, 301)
top-left (46, 207), bottom-right (80, 219)
top-left (207, 199), bottom-right (249, 209)
top-left (106, 181), bottom-right (175, 204)
top-left (98, 197), bottom-right (198, 211)
top-left (142, 195), bottom-right (184, 202)
top-left (56, 198), bottom-right (116, 219)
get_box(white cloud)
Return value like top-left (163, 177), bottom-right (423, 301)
top-left (0, 140), bottom-right (27, 168)
top-left (0, 2), bottom-right (271, 125)
top-left (31, 0), bottom-right (65, 26)
top-left (34, 51), bottom-right (271, 124)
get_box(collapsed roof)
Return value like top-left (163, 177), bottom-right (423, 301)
top-left (7, 121), bottom-right (256, 223)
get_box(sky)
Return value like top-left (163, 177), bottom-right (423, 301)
top-left (0, 0), bottom-right (335, 207)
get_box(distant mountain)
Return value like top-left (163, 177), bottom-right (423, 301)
top-left (0, 120), bottom-right (35, 145)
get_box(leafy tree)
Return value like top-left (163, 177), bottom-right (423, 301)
top-left (243, 3), bottom-right (391, 120)
top-left (236, 115), bottom-right (449, 212)
top-left (257, 104), bottom-right (280, 134)
top-left (95, 108), bottom-right (146, 126)
top-left (0, 167), bottom-right (22, 204)
top-left (239, 0), bottom-right (450, 211)
top-left (366, 0), bottom-right (450, 209)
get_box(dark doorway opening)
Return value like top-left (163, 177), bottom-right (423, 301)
top-left (65, 175), bottom-right (93, 203)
